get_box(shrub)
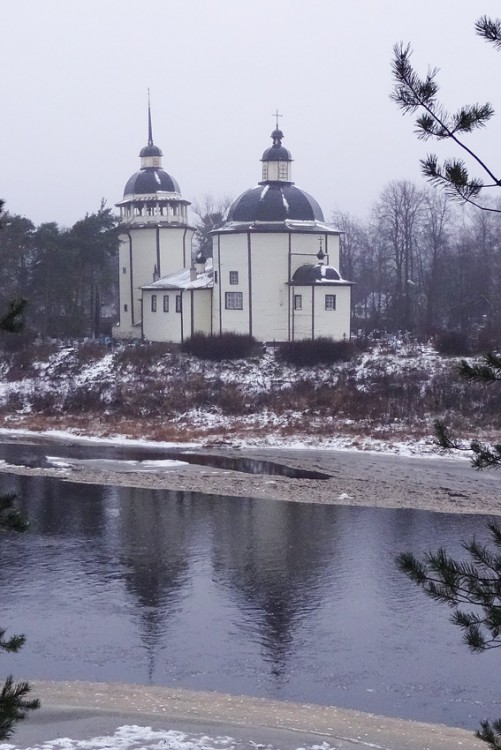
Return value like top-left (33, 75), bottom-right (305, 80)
top-left (182, 333), bottom-right (257, 360)
top-left (276, 338), bottom-right (356, 366)
top-left (434, 330), bottom-right (472, 356)
top-left (114, 341), bottom-right (173, 368)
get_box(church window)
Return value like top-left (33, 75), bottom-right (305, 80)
top-left (122, 267), bottom-right (126, 274)
top-left (124, 304), bottom-right (128, 312)
top-left (262, 164), bottom-right (268, 180)
top-left (229, 271), bottom-right (239, 285)
top-left (294, 294), bottom-right (302, 310)
top-left (163, 295), bottom-right (169, 312)
top-left (214, 271), bottom-right (218, 283)
top-left (176, 295), bottom-right (182, 313)
top-left (225, 292), bottom-right (243, 310)
top-left (151, 295), bottom-right (157, 312)
top-left (325, 294), bottom-right (336, 310)
top-left (279, 163), bottom-right (288, 179)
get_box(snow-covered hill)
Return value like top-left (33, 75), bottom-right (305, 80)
top-left (0, 337), bottom-right (497, 456)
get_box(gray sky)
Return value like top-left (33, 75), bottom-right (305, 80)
top-left (2, 0), bottom-right (500, 227)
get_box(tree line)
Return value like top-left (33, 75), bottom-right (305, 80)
top-left (336, 183), bottom-right (501, 342)
top-left (0, 201), bottom-right (120, 340)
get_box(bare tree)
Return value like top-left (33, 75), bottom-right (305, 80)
top-left (374, 181), bottom-right (425, 330)
top-left (191, 195), bottom-right (232, 259)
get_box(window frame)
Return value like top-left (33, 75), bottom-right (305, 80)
top-left (151, 295), bottom-right (157, 312)
top-left (175, 294), bottom-right (182, 313)
top-left (225, 291), bottom-right (243, 310)
top-left (229, 271), bottom-right (239, 285)
top-left (325, 294), bottom-right (336, 311)
top-left (163, 295), bottom-right (169, 313)
top-left (294, 294), bottom-right (302, 311)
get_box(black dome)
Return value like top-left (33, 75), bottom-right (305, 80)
top-left (226, 183), bottom-right (324, 223)
top-left (139, 143), bottom-right (163, 157)
top-left (292, 264), bottom-right (341, 284)
top-left (262, 128), bottom-right (292, 161)
top-left (123, 168), bottom-right (180, 196)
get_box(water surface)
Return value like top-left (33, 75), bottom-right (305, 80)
top-left (0, 471), bottom-right (499, 730)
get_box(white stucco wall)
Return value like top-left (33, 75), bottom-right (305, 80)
top-left (142, 288), bottom-right (212, 343)
top-left (290, 285), bottom-right (351, 341)
top-left (142, 290), bottom-right (183, 342)
top-left (114, 224), bottom-right (194, 339)
top-left (212, 228), bottom-right (347, 342)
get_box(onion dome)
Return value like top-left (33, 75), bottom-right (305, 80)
top-left (123, 169), bottom-right (180, 196)
top-left (226, 183), bottom-right (324, 222)
top-left (261, 128), bottom-right (292, 162)
top-left (139, 143), bottom-right (163, 158)
top-left (225, 124), bottom-right (325, 223)
top-left (292, 263), bottom-right (342, 284)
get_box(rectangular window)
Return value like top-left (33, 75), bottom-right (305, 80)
top-left (176, 295), bottom-right (182, 313)
top-left (279, 163), bottom-right (288, 179)
top-left (163, 295), bottom-right (169, 312)
top-left (124, 304), bottom-right (128, 312)
top-left (229, 271), bottom-right (239, 285)
top-left (225, 291), bottom-right (243, 310)
top-left (214, 271), bottom-right (218, 283)
top-left (151, 295), bottom-right (157, 312)
top-left (325, 294), bottom-right (336, 310)
top-left (294, 294), bottom-right (302, 311)
top-left (122, 266), bottom-right (126, 274)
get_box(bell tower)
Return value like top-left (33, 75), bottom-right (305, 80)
top-left (114, 98), bottom-right (195, 339)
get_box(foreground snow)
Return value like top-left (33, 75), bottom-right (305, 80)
top-left (0, 725), bottom-right (339, 750)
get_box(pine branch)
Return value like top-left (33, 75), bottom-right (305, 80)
top-left (0, 677), bottom-right (40, 742)
top-left (471, 442), bottom-right (501, 470)
top-left (0, 630), bottom-right (25, 654)
top-left (476, 16), bottom-right (501, 51)
top-left (434, 420), bottom-right (465, 451)
top-left (476, 718), bottom-right (501, 749)
top-left (391, 42), bottom-right (501, 212)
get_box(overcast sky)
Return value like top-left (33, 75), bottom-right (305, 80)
top-left (2, 0), bottom-right (500, 228)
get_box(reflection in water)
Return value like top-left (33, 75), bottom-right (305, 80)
top-left (211, 500), bottom-right (337, 686)
top-left (0, 473), bottom-right (500, 729)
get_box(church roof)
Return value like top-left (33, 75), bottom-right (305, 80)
top-left (142, 264), bottom-right (213, 291)
top-left (226, 183), bottom-right (324, 223)
top-left (121, 96), bottom-right (182, 199)
top-left (291, 263), bottom-right (352, 285)
top-left (123, 169), bottom-right (180, 196)
top-left (220, 123), bottom-right (330, 228)
top-left (261, 128), bottom-right (292, 162)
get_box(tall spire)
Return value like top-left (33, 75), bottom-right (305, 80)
top-left (139, 90), bottom-right (163, 164)
top-left (148, 89), bottom-right (153, 146)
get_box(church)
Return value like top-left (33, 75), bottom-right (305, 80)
top-left (114, 110), bottom-right (352, 344)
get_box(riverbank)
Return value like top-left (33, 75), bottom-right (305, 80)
top-left (0, 428), bottom-right (500, 516)
top-left (7, 680), bottom-right (483, 750)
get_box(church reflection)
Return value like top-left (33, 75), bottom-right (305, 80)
top-left (116, 487), bottom-right (195, 680)
top-left (210, 498), bottom-right (339, 682)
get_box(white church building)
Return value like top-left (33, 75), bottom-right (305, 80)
top-left (114, 112), bottom-right (352, 344)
